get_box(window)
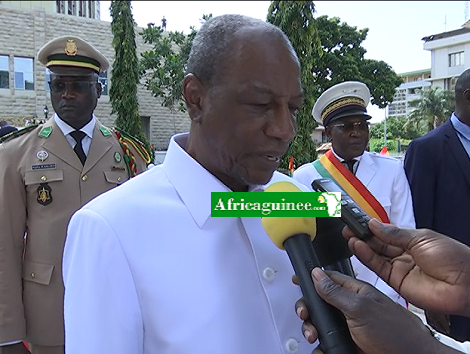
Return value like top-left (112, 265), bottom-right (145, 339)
top-left (0, 55), bottom-right (9, 89)
top-left (88, 0), bottom-right (93, 18)
top-left (98, 70), bottom-right (108, 95)
top-left (449, 51), bottom-right (464, 67)
top-left (79, 0), bottom-right (86, 16)
top-left (14, 57), bottom-right (34, 90)
top-left (140, 116), bottom-right (150, 140)
top-left (67, 0), bottom-right (76, 15)
top-left (45, 68), bottom-right (51, 91)
top-left (56, 0), bottom-right (65, 14)
top-left (445, 77), bottom-right (458, 92)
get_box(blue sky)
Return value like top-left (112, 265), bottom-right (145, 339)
top-left (100, 1), bottom-right (466, 122)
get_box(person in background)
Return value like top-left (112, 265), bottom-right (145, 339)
top-left (0, 35), bottom-right (149, 354)
top-left (0, 120), bottom-right (18, 139)
top-left (405, 68), bottom-right (470, 340)
top-left (293, 81), bottom-right (415, 307)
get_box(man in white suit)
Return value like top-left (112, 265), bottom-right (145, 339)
top-left (62, 15), bottom-right (314, 354)
top-left (293, 81), bottom-right (415, 306)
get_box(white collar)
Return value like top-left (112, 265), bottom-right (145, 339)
top-left (54, 113), bottom-right (96, 138)
top-left (162, 133), bottom-right (265, 227)
top-left (331, 147), bottom-right (364, 162)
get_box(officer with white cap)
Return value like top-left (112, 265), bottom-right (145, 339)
top-left (0, 36), bottom-right (149, 354)
top-left (293, 81), bottom-right (416, 311)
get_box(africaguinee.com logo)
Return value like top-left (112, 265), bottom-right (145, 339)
top-left (210, 192), bottom-right (341, 217)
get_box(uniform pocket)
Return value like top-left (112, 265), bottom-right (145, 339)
top-left (22, 260), bottom-right (54, 285)
top-left (24, 169), bottom-right (64, 185)
top-left (104, 170), bottom-right (128, 184)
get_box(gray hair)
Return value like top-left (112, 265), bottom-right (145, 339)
top-left (186, 14), bottom-right (298, 87)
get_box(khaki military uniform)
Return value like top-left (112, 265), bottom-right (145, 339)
top-left (0, 117), bottom-right (148, 346)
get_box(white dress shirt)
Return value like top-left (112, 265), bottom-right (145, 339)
top-left (63, 133), bottom-right (312, 354)
top-left (54, 113), bottom-right (95, 156)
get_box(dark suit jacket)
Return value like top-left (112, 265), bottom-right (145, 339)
top-left (404, 117), bottom-right (470, 341)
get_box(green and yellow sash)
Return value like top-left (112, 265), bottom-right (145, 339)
top-left (312, 150), bottom-right (390, 223)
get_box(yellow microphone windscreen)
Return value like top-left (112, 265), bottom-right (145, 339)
top-left (261, 181), bottom-right (317, 249)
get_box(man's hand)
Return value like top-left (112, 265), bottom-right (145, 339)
top-left (296, 269), bottom-right (459, 354)
top-left (0, 343), bottom-right (31, 354)
top-left (343, 219), bottom-right (470, 317)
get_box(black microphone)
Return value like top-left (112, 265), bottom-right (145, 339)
top-left (262, 181), bottom-right (357, 354)
top-left (314, 217), bottom-right (355, 278)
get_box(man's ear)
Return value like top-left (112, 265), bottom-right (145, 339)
top-left (96, 82), bottom-right (102, 99)
top-left (463, 89), bottom-right (470, 104)
top-left (183, 74), bottom-right (205, 123)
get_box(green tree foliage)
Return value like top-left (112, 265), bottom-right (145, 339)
top-left (267, 1), bottom-right (321, 171)
top-left (139, 16), bottom-right (212, 113)
top-left (312, 15), bottom-right (402, 109)
top-left (407, 87), bottom-right (454, 132)
top-left (109, 1), bottom-right (153, 160)
top-left (369, 115), bottom-right (425, 141)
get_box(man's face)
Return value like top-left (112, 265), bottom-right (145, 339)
top-left (49, 66), bottom-right (101, 129)
top-left (326, 115), bottom-right (370, 160)
top-left (185, 28), bottom-right (302, 191)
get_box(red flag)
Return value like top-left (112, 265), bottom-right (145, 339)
top-left (288, 156), bottom-right (294, 176)
top-left (380, 146), bottom-right (389, 155)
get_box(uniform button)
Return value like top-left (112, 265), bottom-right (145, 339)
top-left (117, 176), bottom-right (122, 182)
top-left (262, 267), bottom-right (275, 282)
top-left (41, 176), bottom-right (47, 181)
top-left (82, 175), bottom-right (88, 181)
top-left (30, 272), bottom-right (35, 279)
top-left (285, 338), bottom-right (298, 353)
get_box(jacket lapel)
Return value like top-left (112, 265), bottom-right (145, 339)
top-left (82, 122), bottom-right (113, 174)
top-left (41, 119), bottom-right (83, 171)
top-left (355, 152), bottom-right (377, 187)
top-left (443, 119), bottom-right (470, 188)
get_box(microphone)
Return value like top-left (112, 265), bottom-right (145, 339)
top-left (262, 181), bottom-right (356, 354)
top-left (314, 217), bottom-right (355, 278)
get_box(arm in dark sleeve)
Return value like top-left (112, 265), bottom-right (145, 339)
top-left (404, 139), bottom-right (436, 229)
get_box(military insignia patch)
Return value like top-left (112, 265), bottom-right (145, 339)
top-left (38, 126), bottom-right (52, 138)
top-left (65, 39), bottom-right (78, 56)
top-left (100, 126), bottom-right (111, 137)
top-left (36, 150), bottom-right (49, 162)
top-left (114, 152), bottom-right (122, 163)
top-left (37, 183), bottom-right (52, 206)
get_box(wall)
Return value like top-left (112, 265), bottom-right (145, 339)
top-left (0, 4), bottom-right (190, 150)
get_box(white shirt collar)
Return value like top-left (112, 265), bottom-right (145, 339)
top-left (54, 113), bottom-right (96, 138)
top-left (162, 133), bottom-right (265, 227)
top-left (331, 147), bottom-right (364, 162)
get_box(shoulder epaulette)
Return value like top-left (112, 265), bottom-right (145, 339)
top-left (112, 127), bottom-right (152, 164)
top-left (0, 125), bottom-right (38, 143)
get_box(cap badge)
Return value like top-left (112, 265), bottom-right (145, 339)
top-left (65, 39), bottom-right (78, 56)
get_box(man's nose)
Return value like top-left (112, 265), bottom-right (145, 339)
top-left (61, 83), bottom-right (76, 98)
top-left (265, 106), bottom-right (297, 142)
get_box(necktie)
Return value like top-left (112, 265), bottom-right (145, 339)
top-left (344, 159), bottom-right (356, 174)
top-left (70, 130), bottom-right (87, 165)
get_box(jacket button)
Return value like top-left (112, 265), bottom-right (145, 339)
top-left (30, 272), bottom-right (35, 278)
top-left (41, 176), bottom-right (47, 181)
top-left (82, 175), bottom-right (88, 181)
top-left (117, 176), bottom-right (122, 182)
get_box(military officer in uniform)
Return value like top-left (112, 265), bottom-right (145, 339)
top-left (0, 36), bottom-right (149, 354)
top-left (293, 81), bottom-right (415, 307)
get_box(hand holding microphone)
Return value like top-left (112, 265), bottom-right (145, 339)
top-left (262, 181), bottom-right (356, 354)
